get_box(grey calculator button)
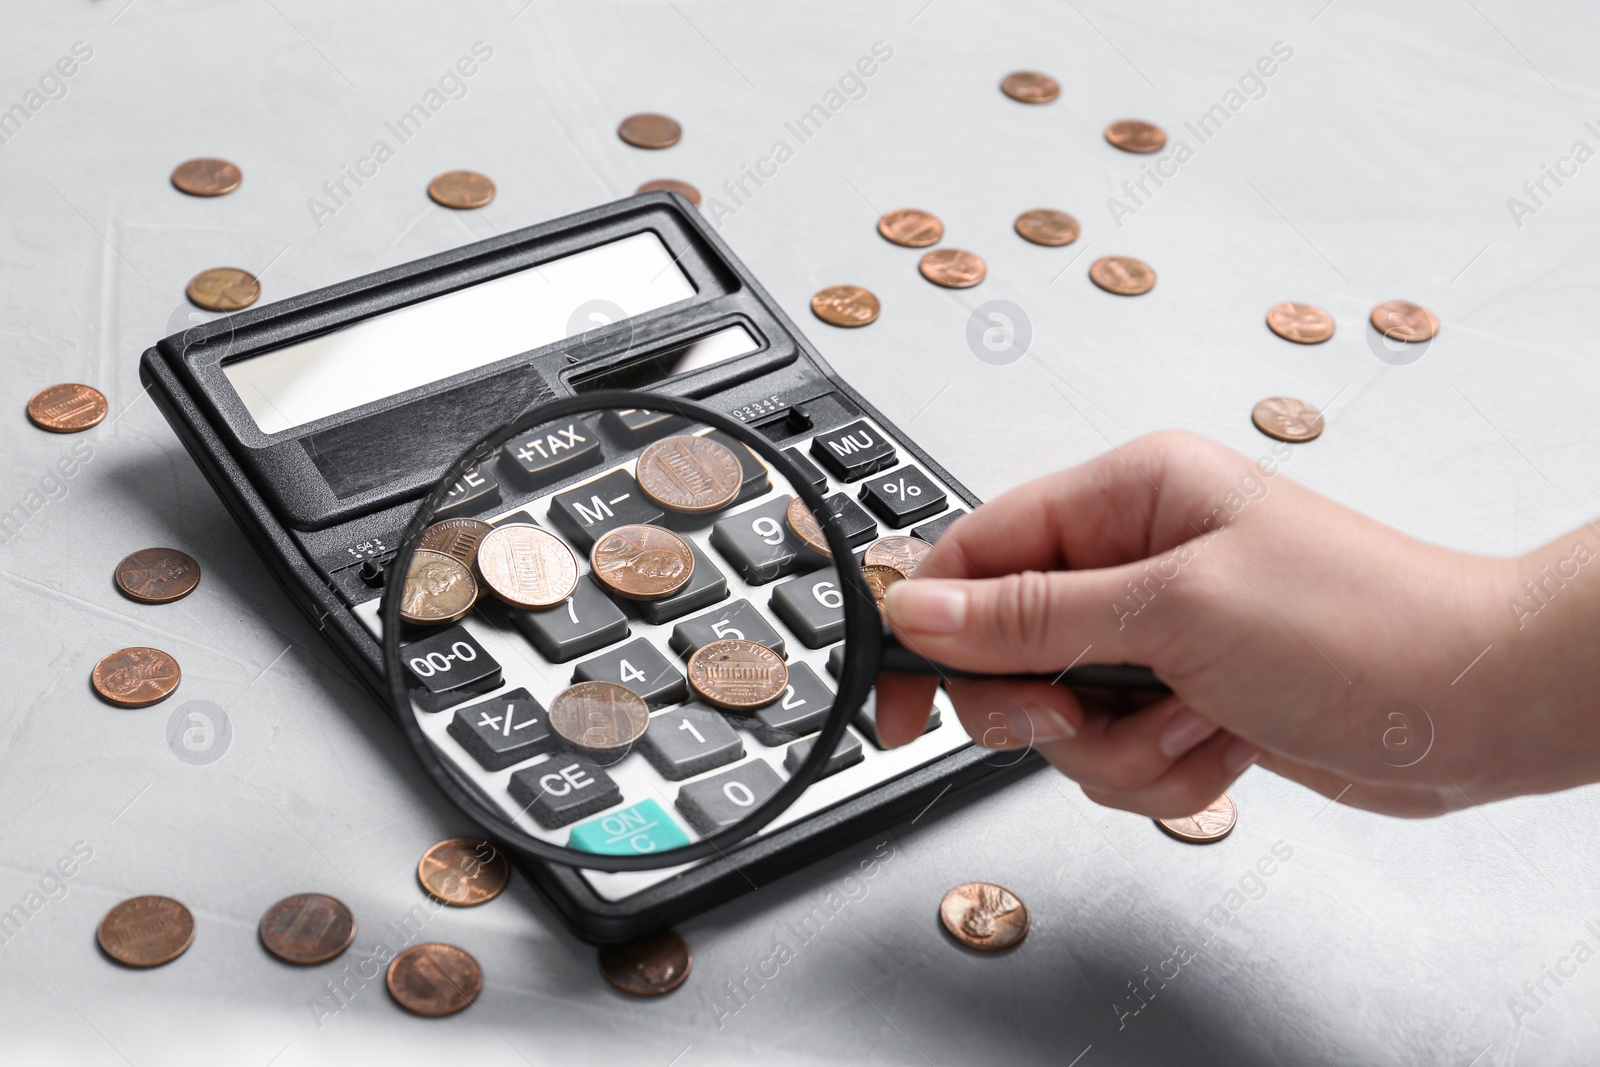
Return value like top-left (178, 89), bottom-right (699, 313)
top-left (748, 661), bottom-right (833, 745)
top-left (710, 496), bottom-right (810, 585)
top-left (511, 574), bottom-right (630, 663)
top-left (509, 754), bottom-right (622, 829)
top-left (639, 705), bottom-right (745, 780)
top-left (783, 727), bottom-right (865, 778)
top-left (675, 759), bottom-right (784, 836)
top-left (911, 509), bottom-right (966, 544)
top-left (768, 570), bottom-right (845, 649)
top-left (448, 688), bottom-right (557, 771)
top-left (630, 540), bottom-right (728, 626)
top-left (854, 690), bottom-right (941, 749)
top-left (669, 598), bottom-right (786, 660)
top-left (572, 637), bottom-right (687, 709)
top-left (550, 469), bottom-right (665, 550)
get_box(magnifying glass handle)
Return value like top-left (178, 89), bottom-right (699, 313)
top-left (879, 638), bottom-right (1172, 694)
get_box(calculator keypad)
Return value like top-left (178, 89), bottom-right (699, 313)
top-left (510, 575), bottom-right (630, 663)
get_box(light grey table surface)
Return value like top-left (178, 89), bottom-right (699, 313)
top-left (3, 0), bottom-right (1598, 1063)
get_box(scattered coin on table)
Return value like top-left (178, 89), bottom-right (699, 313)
top-left (1252, 396), bottom-right (1325, 443)
top-left (387, 943), bottom-right (483, 1017)
top-left (919, 248), bottom-right (987, 288)
top-left (171, 157), bottom-right (242, 197)
top-left (636, 178), bottom-right (701, 206)
top-left (1370, 299), bottom-right (1439, 343)
top-left (687, 638), bottom-right (788, 711)
top-left (785, 497), bottom-right (830, 557)
top-left (810, 285), bottom-right (880, 327)
top-left (590, 524), bottom-right (695, 600)
top-left (1089, 255), bottom-right (1156, 296)
top-left (98, 895), bottom-right (195, 967)
top-left (418, 838), bottom-right (510, 906)
top-left (1014, 208), bottom-right (1080, 247)
top-left (419, 518), bottom-right (494, 574)
top-left (636, 434), bottom-right (743, 513)
top-left (27, 382), bottom-right (107, 432)
top-left (859, 564), bottom-right (905, 615)
top-left (599, 930), bottom-right (693, 997)
top-left (427, 170), bottom-right (496, 209)
top-left (475, 523), bottom-right (578, 610)
top-left (1266, 302), bottom-right (1336, 345)
top-left (92, 647), bottom-right (181, 708)
top-left (877, 208), bottom-right (944, 248)
top-left (939, 882), bottom-right (1029, 952)
top-left (1104, 119), bottom-right (1167, 153)
top-left (1000, 71), bottom-right (1059, 104)
top-left (259, 893), bottom-right (357, 964)
top-left (864, 535), bottom-right (932, 578)
top-left (186, 267), bottom-right (260, 312)
top-left (114, 547), bottom-right (201, 604)
top-left (399, 549), bottom-right (478, 624)
top-left (1156, 794), bottom-right (1238, 843)
top-left (618, 113), bottom-right (682, 149)
top-left (549, 680), bottom-right (652, 751)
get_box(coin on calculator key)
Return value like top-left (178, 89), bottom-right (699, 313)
top-left (877, 208), bottom-right (944, 248)
top-left (1266, 302), bottom-right (1335, 344)
top-left (636, 434), bottom-right (743, 513)
top-left (687, 638), bottom-right (789, 711)
top-left (400, 550), bottom-right (478, 624)
top-left (27, 382), bottom-right (107, 432)
top-left (98, 895), bottom-right (195, 967)
top-left (811, 285), bottom-right (880, 328)
top-left (919, 248), bottom-right (986, 288)
top-left (92, 647), bottom-right (181, 708)
top-left (940, 883), bottom-right (1028, 951)
top-left (599, 930), bottom-right (693, 997)
top-left (420, 518), bottom-right (494, 573)
top-left (785, 497), bottom-right (830, 557)
top-left (863, 535), bottom-right (932, 577)
top-left (590, 524), bottom-right (695, 600)
top-left (1001, 71), bottom-right (1059, 104)
top-left (418, 838), bottom-right (510, 906)
top-left (114, 547), bottom-right (201, 604)
top-left (859, 564), bottom-right (904, 616)
top-left (186, 267), bottom-right (260, 311)
top-left (1251, 396), bottom-right (1324, 443)
top-left (1156, 794), bottom-right (1237, 843)
top-left (549, 681), bottom-right (651, 751)
top-left (1089, 255), bottom-right (1156, 296)
top-left (476, 523), bottom-right (578, 609)
top-left (387, 943), bottom-right (482, 1017)
top-left (259, 893), bottom-right (356, 964)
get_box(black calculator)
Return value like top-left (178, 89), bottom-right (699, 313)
top-left (141, 192), bottom-right (1029, 943)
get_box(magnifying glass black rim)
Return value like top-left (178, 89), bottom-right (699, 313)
top-left (382, 388), bottom-right (882, 872)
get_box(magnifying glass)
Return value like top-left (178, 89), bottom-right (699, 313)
top-left (381, 389), bottom-right (1169, 873)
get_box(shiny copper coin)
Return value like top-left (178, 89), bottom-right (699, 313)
top-left (27, 383), bottom-right (107, 432)
top-left (1251, 396), bottom-right (1325, 443)
top-left (170, 158), bottom-right (241, 197)
top-left (859, 564), bottom-right (905, 616)
top-left (259, 893), bottom-right (356, 964)
top-left (427, 170), bottom-right (495, 209)
top-left (785, 497), bottom-right (830, 557)
top-left (114, 547), bottom-right (201, 604)
top-left (400, 550), bottom-right (478, 624)
top-left (1266, 302), bottom-right (1335, 344)
top-left (417, 838), bottom-right (510, 906)
top-left (186, 267), bottom-right (260, 312)
top-left (1156, 794), bottom-right (1237, 843)
top-left (687, 639), bottom-right (788, 711)
top-left (599, 930), bottom-right (692, 997)
top-left (1089, 255), bottom-right (1156, 296)
top-left (919, 248), bottom-right (986, 289)
top-left (1014, 209), bottom-right (1080, 247)
top-left (636, 178), bottom-right (701, 206)
top-left (637, 435), bottom-right (743, 514)
top-left (618, 113), bottom-right (682, 149)
top-left (420, 518), bottom-right (494, 573)
top-left (811, 285), bottom-right (880, 328)
top-left (98, 895), bottom-right (195, 967)
top-left (939, 882), bottom-right (1028, 952)
top-left (92, 647), bottom-right (181, 708)
top-left (1105, 119), bottom-right (1167, 154)
top-left (548, 681), bottom-right (651, 751)
top-left (475, 524), bottom-right (578, 610)
top-left (387, 943), bottom-right (483, 1017)
top-left (864, 535), bottom-right (932, 578)
top-left (1370, 299), bottom-right (1439, 343)
top-left (590, 524), bottom-right (694, 600)
top-left (877, 208), bottom-right (944, 248)
top-left (1000, 71), bottom-right (1059, 104)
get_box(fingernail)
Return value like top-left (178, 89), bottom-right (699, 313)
top-left (1159, 707), bottom-right (1217, 759)
top-left (1224, 737), bottom-right (1262, 774)
top-left (1004, 705), bottom-right (1076, 745)
top-left (884, 580), bottom-right (967, 634)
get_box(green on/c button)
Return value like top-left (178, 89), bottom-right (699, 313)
top-left (568, 799), bottom-right (691, 855)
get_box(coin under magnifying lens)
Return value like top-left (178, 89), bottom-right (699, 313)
top-left (400, 550), bottom-right (478, 624)
top-left (636, 434), bottom-right (743, 514)
top-left (687, 639), bottom-right (789, 711)
top-left (549, 681), bottom-right (651, 751)
top-left (786, 497), bottom-right (830, 557)
top-left (475, 524), bottom-right (578, 609)
top-left (590, 525), bottom-right (695, 600)
top-left (863, 535), bottom-right (932, 578)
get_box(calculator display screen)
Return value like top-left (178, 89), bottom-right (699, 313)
top-left (223, 232), bottom-right (697, 435)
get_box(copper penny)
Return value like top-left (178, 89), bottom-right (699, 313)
top-left (863, 535), bottom-right (932, 578)
top-left (636, 178), bottom-right (701, 206)
top-left (687, 639), bottom-right (788, 711)
top-left (590, 524), bottom-right (694, 600)
top-left (548, 681), bottom-right (651, 751)
top-left (417, 838), bottom-right (510, 906)
top-left (877, 208), bottom-right (944, 248)
top-left (1370, 299), bottom-right (1439, 343)
top-left (259, 893), bottom-right (356, 964)
top-left (939, 882), bottom-right (1028, 952)
top-left (427, 170), bottom-right (495, 209)
top-left (399, 549), bottom-right (478, 624)
top-left (186, 267), bottom-right (260, 312)
top-left (786, 497), bottom-right (830, 557)
top-left (1266, 302), bottom-right (1335, 345)
top-left (1156, 794), bottom-right (1237, 844)
top-left (92, 647), bottom-right (181, 708)
top-left (599, 930), bottom-right (692, 997)
top-left (618, 113), bottom-right (682, 149)
top-left (420, 518), bottom-right (494, 573)
top-left (1105, 119), bottom-right (1167, 154)
top-left (811, 285), bottom-right (880, 328)
top-left (27, 383), bottom-right (107, 433)
top-left (919, 248), bottom-right (986, 289)
top-left (1000, 71), bottom-right (1059, 104)
top-left (387, 943), bottom-right (483, 1017)
top-left (171, 158), bottom-right (241, 197)
top-left (114, 547), bottom-right (201, 604)
top-left (1252, 396), bottom-right (1325, 443)
top-left (859, 564), bottom-right (905, 616)
top-left (98, 895), bottom-right (195, 967)
top-left (1089, 255), bottom-right (1156, 296)
top-left (1014, 209), bottom-right (1080, 247)
top-left (637, 435), bottom-right (743, 514)
top-left (475, 524), bottom-right (578, 610)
